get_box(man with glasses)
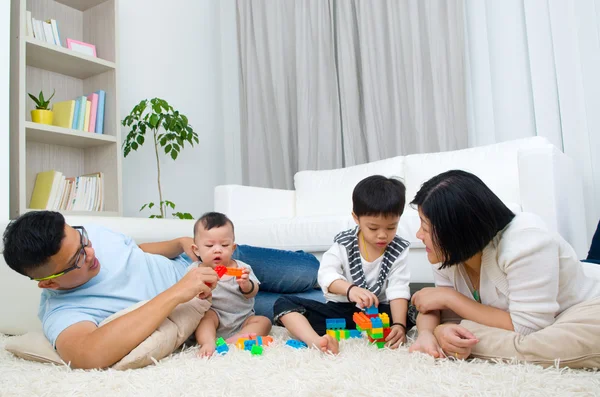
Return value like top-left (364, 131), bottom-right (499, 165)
top-left (2, 211), bottom-right (219, 369)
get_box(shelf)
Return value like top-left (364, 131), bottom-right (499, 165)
top-left (25, 122), bottom-right (116, 148)
top-left (25, 38), bottom-right (115, 79)
top-left (26, 209), bottom-right (120, 217)
top-left (54, 0), bottom-right (111, 12)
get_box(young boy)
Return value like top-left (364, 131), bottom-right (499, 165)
top-left (191, 212), bottom-right (272, 357)
top-left (273, 175), bottom-right (412, 354)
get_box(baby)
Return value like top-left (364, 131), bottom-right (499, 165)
top-left (191, 212), bottom-right (271, 357)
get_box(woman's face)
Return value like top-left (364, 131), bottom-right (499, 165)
top-left (416, 208), bottom-right (443, 264)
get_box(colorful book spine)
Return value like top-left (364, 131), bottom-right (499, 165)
top-left (95, 90), bottom-right (106, 134)
top-left (87, 93), bottom-right (98, 133)
top-left (83, 100), bottom-right (91, 132)
top-left (77, 96), bottom-right (86, 130)
top-left (71, 97), bottom-right (81, 129)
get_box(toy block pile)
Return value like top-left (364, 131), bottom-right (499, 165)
top-left (325, 318), bottom-right (362, 341)
top-left (352, 306), bottom-right (391, 349)
top-left (236, 335), bottom-right (273, 356)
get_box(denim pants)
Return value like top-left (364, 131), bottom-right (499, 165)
top-left (232, 245), bottom-right (325, 320)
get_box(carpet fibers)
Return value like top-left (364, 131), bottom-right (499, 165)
top-left (1, 328), bottom-right (599, 397)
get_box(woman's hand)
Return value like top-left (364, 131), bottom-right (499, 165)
top-left (348, 286), bottom-right (379, 308)
top-left (408, 330), bottom-right (445, 358)
top-left (411, 287), bottom-right (456, 313)
top-left (385, 324), bottom-right (406, 349)
top-left (433, 323), bottom-right (479, 359)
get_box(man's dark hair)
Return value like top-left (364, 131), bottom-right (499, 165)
top-left (352, 175), bottom-right (406, 218)
top-left (2, 211), bottom-right (66, 276)
top-left (194, 212), bottom-right (235, 238)
top-left (411, 170), bottom-right (515, 269)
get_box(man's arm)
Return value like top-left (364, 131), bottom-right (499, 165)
top-left (55, 267), bottom-right (217, 369)
top-left (139, 237), bottom-right (196, 260)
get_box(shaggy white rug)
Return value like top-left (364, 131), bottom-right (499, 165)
top-left (1, 328), bottom-right (599, 397)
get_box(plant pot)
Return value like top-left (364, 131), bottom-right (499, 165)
top-left (31, 109), bottom-right (53, 125)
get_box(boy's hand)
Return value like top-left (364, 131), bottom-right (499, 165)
top-left (236, 268), bottom-right (252, 290)
top-left (385, 324), bottom-right (406, 349)
top-left (348, 286), bottom-right (379, 308)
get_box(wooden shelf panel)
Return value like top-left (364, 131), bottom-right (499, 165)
top-left (54, 0), bottom-right (111, 12)
top-left (25, 38), bottom-right (115, 79)
top-left (25, 121), bottom-right (116, 148)
top-left (26, 208), bottom-right (120, 217)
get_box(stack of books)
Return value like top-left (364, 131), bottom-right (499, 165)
top-left (30, 170), bottom-right (105, 212)
top-left (51, 91), bottom-right (106, 134)
top-left (26, 11), bottom-right (63, 47)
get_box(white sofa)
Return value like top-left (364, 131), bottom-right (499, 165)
top-left (215, 137), bottom-right (590, 283)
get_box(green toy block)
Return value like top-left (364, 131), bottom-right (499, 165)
top-left (251, 345), bottom-right (263, 356)
top-left (215, 337), bottom-right (227, 347)
top-left (375, 341), bottom-right (386, 349)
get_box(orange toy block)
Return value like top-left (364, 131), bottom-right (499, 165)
top-left (225, 267), bottom-right (243, 278)
top-left (353, 312), bottom-right (372, 330)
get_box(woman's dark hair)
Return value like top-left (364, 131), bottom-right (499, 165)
top-left (411, 170), bottom-right (515, 269)
top-left (353, 175), bottom-right (406, 218)
top-left (2, 211), bottom-right (66, 276)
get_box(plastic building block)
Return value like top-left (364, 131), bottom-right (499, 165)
top-left (286, 339), bottom-right (308, 349)
top-left (215, 337), bottom-right (227, 347)
top-left (371, 317), bottom-right (383, 328)
top-left (326, 329), bottom-right (337, 339)
top-left (251, 345), bottom-right (263, 355)
top-left (349, 330), bottom-right (362, 338)
top-left (365, 305), bottom-right (379, 315)
top-left (225, 267), bottom-right (243, 278)
top-left (326, 318), bottom-right (346, 330)
top-left (379, 313), bottom-right (390, 327)
top-left (216, 344), bottom-right (229, 355)
top-left (244, 339), bottom-right (257, 351)
top-left (383, 328), bottom-right (391, 338)
top-left (375, 341), bottom-right (386, 349)
top-left (353, 312), bottom-right (372, 330)
top-left (370, 328), bottom-right (384, 339)
top-left (236, 338), bottom-right (249, 349)
top-left (214, 265), bottom-right (228, 278)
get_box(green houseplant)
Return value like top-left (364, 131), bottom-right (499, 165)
top-left (28, 89), bottom-right (55, 125)
top-left (122, 98), bottom-right (199, 219)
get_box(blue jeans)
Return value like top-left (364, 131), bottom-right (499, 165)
top-left (232, 245), bottom-right (325, 320)
top-left (584, 220), bottom-right (600, 265)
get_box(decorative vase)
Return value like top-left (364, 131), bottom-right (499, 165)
top-left (31, 109), bottom-right (53, 125)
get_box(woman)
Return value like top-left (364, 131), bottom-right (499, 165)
top-left (407, 170), bottom-right (600, 363)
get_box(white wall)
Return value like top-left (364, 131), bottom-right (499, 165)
top-left (0, 0), bottom-right (10, 220)
top-left (118, 0), bottom-right (241, 218)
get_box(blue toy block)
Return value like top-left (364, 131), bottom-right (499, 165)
top-left (286, 339), bottom-right (308, 349)
top-left (326, 318), bottom-right (346, 330)
top-left (349, 330), bottom-right (362, 338)
top-left (365, 305), bottom-right (379, 315)
top-left (257, 336), bottom-right (263, 346)
top-left (244, 340), bottom-right (256, 351)
top-left (216, 344), bottom-right (229, 355)
top-left (371, 317), bottom-right (383, 328)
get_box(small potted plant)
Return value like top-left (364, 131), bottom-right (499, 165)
top-left (28, 89), bottom-right (55, 125)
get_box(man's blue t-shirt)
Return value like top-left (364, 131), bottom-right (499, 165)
top-left (38, 224), bottom-right (191, 346)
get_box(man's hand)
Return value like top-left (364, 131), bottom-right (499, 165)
top-left (385, 324), bottom-right (406, 349)
top-left (411, 287), bottom-right (456, 313)
top-left (236, 268), bottom-right (251, 291)
top-left (172, 267), bottom-right (218, 303)
top-left (433, 323), bottom-right (479, 360)
top-left (348, 286), bottom-right (379, 308)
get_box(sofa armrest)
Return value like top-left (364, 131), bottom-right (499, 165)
top-left (518, 146), bottom-right (588, 258)
top-left (214, 185), bottom-right (296, 221)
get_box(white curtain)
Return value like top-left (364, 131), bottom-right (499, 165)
top-left (236, 0), bottom-right (342, 189)
top-left (464, 0), bottom-right (600, 240)
top-left (237, 0), bottom-right (467, 188)
top-left (336, 0), bottom-right (468, 166)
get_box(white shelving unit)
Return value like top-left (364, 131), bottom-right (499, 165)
top-left (10, 0), bottom-right (122, 218)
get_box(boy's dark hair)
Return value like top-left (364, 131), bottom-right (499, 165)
top-left (411, 170), bottom-right (515, 269)
top-left (194, 212), bottom-right (235, 238)
top-left (352, 175), bottom-right (406, 218)
top-left (2, 211), bottom-right (66, 277)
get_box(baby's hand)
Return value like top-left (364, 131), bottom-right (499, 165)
top-left (236, 268), bottom-right (251, 289)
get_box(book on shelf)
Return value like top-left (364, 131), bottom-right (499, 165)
top-left (29, 15), bottom-right (64, 47)
top-left (30, 170), bottom-right (105, 212)
top-left (83, 99), bottom-right (91, 132)
top-left (49, 92), bottom-right (106, 133)
top-left (46, 19), bottom-right (62, 47)
top-left (95, 90), bottom-right (106, 134)
top-left (52, 100), bottom-right (76, 129)
top-left (87, 93), bottom-right (98, 133)
top-left (26, 11), bottom-right (34, 38)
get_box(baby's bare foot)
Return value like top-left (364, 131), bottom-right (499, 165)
top-left (317, 335), bottom-right (339, 354)
top-left (198, 344), bottom-right (216, 358)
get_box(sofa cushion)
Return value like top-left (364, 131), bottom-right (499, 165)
top-left (294, 156), bottom-right (405, 217)
top-left (404, 136), bottom-right (551, 205)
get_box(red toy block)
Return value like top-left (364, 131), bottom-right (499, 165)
top-left (214, 265), bottom-right (228, 278)
top-left (383, 328), bottom-right (391, 338)
top-left (225, 267), bottom-right (243, 278)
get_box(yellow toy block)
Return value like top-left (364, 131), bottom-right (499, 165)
top-left (379, 313), bottom-right (390, 327)
top-left (236, 338), bottom-right (249, 349)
